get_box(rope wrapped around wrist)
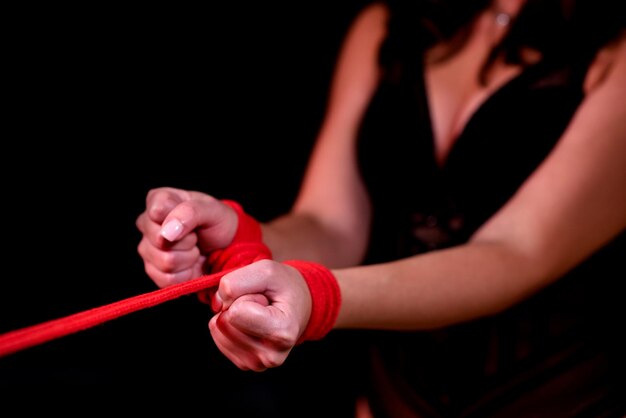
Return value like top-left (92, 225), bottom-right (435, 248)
top-left (0, 200), bottom-right (341, 357)
top-left (283, 260), bottom-right (341, 344)
top-left (201, 200), bottom-right (341, 344)
top-left (197, 200), bottom-right (272, 304)
top-left (207, 200), bottom-right (272, 272)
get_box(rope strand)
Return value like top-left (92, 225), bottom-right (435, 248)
top-left (0, 271), bottom-right (229, 358)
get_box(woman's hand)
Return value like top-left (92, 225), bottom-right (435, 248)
top-left (209, 259), bottom-right (312, 371)
top-left (135, 187), bottom-right (238, 287)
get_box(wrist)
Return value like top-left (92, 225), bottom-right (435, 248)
top-left (207, 200), bottom-right (272, 272)
top-left (283, 260), bottom-right (342, 344)
top-left (220, 200), bottom-right (263, 244)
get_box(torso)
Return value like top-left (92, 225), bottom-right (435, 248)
top-left (356, 7), bottom-right (626, 416)
top-left (424, 10), bottom-right (525, 166)
top-left (422, 9), bottom-right (619, 168)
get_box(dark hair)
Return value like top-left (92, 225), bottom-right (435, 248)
top-left (381, 0), bottom-right (625, 83)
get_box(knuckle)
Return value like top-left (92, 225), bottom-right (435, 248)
top-left (181, 233), bottom-right (198, 248)
top-left (161, 271), bottom-right (184, 287)
top-left (271, 327), bottom-right (297, 349)
top-left (142, 263), bottom-right (152, 277)
top-left (135, 213), bottom-right (145, 231)
top-left (137, 240), bottom-right (146, 258)
top-left (258, 352), bottom-right (284, 369)
top-left (238, 363), bottom-right (252, 372)
top-left (144, 264), bottom-right (166, 288)
top-left (159, 251), bottom-right (178, 272)
top-left (249, 357), bottom-right (268, 372)
top-left (256, 259), bottom-right (280, 276)
top-left (177, 201), bottom-right (199, 222)
top-left (219, 276), bottom-right (235, 299)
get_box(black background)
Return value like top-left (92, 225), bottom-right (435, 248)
top-left (1, 2), bottom-right (371, 415)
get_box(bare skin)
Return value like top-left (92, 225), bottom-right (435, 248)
top-left (136, 2), bottom-right (626, 372)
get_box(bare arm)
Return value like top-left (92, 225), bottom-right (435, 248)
top-left (334, 38), bottom-right (626, 330)
top-left (210, 31), bottom-right (626, 373)
top-left (261, 4), bottom-right (388, 267)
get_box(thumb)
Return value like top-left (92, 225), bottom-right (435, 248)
top-left (146, 187), bottom-right (188, 223)
top-left (217, 260), bottom-right (276, 310)
top-left (160, 199), bottom-right (237, 251)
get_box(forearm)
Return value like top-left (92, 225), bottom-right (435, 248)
top-left (333, 240), bottom-right (548, 330)
top-left (261, 212), bottom-right (366, 268)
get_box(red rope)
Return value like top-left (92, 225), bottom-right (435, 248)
top-left (0, 271), bottom-right (229, 358)
top-left (0, 201), bottom-right (282, 359)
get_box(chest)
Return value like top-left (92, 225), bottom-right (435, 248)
top-left (423, 47), bottom-right (524, 167)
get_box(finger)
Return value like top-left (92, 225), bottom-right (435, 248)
top-left (137, 238), bottom-right (201, 272)
top-left (236, 293), bottom-right (270, 307)
top-left (218, 260), bottom-right (282, 309)
top-left (224, 298), bottom-right (297, 348)
top-left (146, 187), bottom-right (189, 223)
top-left (209, 314), bottom-right (266, 371)
top-left (137, 216), bottom-right (198, 250)
top-left (166, 232), bottom-right (198, 250)
top-left (217, 312), bottom-right (291, 369)
top-left (211, 288), bottom-right (270, 312)
top-left (135, 211), bottom-right (150, 233)
top-left (143, 260), bottom-right (203, 288)
top-left (160, 199), bottom-right (236, 250)
top-left (210, 313), bottom-right (288, 371)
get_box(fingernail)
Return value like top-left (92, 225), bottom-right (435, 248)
top-left (211, 292), bottom-right (223, 312)
top-left (161, 219), bottom-right (184, 241)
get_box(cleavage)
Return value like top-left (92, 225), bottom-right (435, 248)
top-left (424, 57), bottom-right (524, 168)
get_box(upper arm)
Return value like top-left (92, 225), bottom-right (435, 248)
top-left (292, 3), bottom-right (389, 258)
top-left (472, 38), bottom-right (626, 287)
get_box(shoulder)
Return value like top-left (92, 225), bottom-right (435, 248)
top-left (320, 2), bottom-right (389, 128)
top-left (339, 2), bottom-right (389, 60)
top-left (583, 32), bottom-right (626, 94)
top-left (332, 1), bottom-right (391, 70)
top-left (352, 2), bottom-right (389, 30)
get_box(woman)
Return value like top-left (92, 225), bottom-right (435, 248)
top-left (136, 0), bottom-right (626, 416)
